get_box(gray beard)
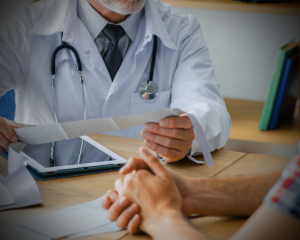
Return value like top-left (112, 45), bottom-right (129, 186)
top-left (98, 0), bottom-right (146, 15)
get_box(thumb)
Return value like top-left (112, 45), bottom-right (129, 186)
top-left (139, 147), bottom-right (169, 179)
top-left (4, 118), bottom-right (19, 129)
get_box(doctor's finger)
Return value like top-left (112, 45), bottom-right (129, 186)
top-left (0, 117), bottom-right (18, 143)
top-left (102, 189), bottom-right (119, 209)
top-left (159, 116), bottom-right (193, 129)
top-left (0, 132), bottom-right (11, 150)
top-left (142, 131), bottom-right (189, 151)
top-left (145, 140), bottom-right (185, 162)
top-left (4, 118), bottom-right (19, 128)
top-left (144, 123), bottom-right (194, 141)
top-left (119, 157), bottom-right (151, 175)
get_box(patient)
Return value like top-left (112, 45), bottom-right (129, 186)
top-left (102, 147), bottom-right (300, 239)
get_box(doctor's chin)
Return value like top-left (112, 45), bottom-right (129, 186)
top-left (0, 0), bottom-right (299, 240)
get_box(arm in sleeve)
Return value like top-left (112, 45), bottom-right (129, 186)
top-left (0, 3), bottom-right (33, 97)
top-left (170, 17), bottom-right (231, 154)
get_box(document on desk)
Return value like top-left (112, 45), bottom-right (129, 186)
top-left (0, 224), bottom-right (50, 240)
top-left (69, 222), bottom-right (121, 239)
top-left (15, 108), bottom-right (183, 145)
top-left (17, 196), bottom-right (112, 239)
top-left (0, 173), bottom-right (5, 182)
top-left (2, 165), bottom-right (43, 209)
top-left (0, 181), bottom-right (15, 210)
top-left (0, 143), bottom-right (43, 211)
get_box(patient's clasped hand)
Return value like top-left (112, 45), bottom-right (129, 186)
top-left (102, 147), bottom-right (300, 240)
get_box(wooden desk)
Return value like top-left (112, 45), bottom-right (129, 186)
top-left (163, 0), bottom-right (300, 16)
top-left (0, 134), bottom-right (291, 240)
top-left (225, 98), bottom-right (300, 146)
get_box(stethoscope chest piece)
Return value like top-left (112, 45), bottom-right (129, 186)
top-left (139, 80), bottom-right (159, 100)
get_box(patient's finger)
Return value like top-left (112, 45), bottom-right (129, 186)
top-left (139, 147), bottom-right (169, 178)
top-left (119, 157), bottom-right (150, 175)
top-left (114, 178), bottom-right (124, 195)
top-left (116, 203), bottom-right (139, 229)
top-left (127, 214), bottom-right (141, 234)
top-left (107, 196), bottom-right (130, 221)
top-left (102, 189), bottom-right (119, 209)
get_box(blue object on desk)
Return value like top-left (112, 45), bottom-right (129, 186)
top-left (1, 152), bottom-right (8, 159)
top-left (0, 90), bottom-right (16, 121)
top-left (269, 55), bottom-right (299, 130)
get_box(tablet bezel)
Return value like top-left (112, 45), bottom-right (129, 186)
top-left (20, 136), bottom-right (128, 173)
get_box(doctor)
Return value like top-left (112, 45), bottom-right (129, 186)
top-left (0, 0), bottom-right (231, 162)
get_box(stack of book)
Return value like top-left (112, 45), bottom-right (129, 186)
top-left (258, 41), bottom-right (299, 131)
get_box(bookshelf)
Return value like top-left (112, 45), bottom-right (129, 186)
top-left (225, 98), bottom-right (300, 146)
top-left (163, 0), bottom-right (300, 15)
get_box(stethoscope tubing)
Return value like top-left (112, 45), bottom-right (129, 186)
top-left (50, 33), bottom-right (158, 164)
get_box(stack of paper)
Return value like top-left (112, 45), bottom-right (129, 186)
top-left (1, 144), bottom-right (122, 239)
top-left (0, 197), bottom-right (122, 239)
top-left (0, 143), bottom-right (43, 211)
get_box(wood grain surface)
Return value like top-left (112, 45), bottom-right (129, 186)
top-left (0, 134), bottom-right (291, 240)
top-left (225, 98), bottom-right (300, 146)
top-left (215, 153), bottom-right (290, 178)
top-left (163, 0), bottom-right (300, 15)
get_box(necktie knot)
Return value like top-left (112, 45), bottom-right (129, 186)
top-left (102, 24), bottom-right (124, 46)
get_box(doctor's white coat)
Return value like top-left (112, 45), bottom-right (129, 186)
top-left (0, 0), bottom-right (231, 156)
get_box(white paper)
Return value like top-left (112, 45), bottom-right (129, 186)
top-left (0, 182), bottom-right (14, 209)
top-left (8, 142), bottom-right (27, 174)
top-left (0, 174), bottom-right (5, 182)
top-left (0, 223), bottom-right (50, 240)
top-left (187, 113), bottom-right (214, 167)
top-left (69, 222), bottom-right (121, 239)
top-left (17, 197), bottom-right (111, 239)
top-left (15, 108), bottom-right (181, 145)
top-left (15, 123), bottom-right (69, 145)
top-left (14, 108), bottom-right (214, 167)
top-left (2, 165), bottom-right (43, 209)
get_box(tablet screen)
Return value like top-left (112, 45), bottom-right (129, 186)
top-left (22, 137), bottom-right (112, 168)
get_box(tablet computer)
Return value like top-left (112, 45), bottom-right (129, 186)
top-left (20, 136), bottom-right (127, 176)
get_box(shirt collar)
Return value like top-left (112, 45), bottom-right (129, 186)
top-left (77, 0), bottom-right (143, 42)
top-left (77, 0), bottom-right (106, 40)
top-left (30, 0), bottom-right (177, 50)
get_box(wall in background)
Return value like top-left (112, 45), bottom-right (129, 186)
top-left (175, 7), bottom-right (300, 101)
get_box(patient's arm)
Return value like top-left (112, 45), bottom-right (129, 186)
top-left (230, 204), bottom-right (300, 240)
top-left (111, 155), bottom-right (281, 216)
top-left (188, 171), bottom-right (281, 216)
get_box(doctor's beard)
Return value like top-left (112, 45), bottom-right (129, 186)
top-left (97, 0), bottom-right (146, 15)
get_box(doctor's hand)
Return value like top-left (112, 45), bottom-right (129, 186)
top-left (0, 117), bottom-right (19, 154)
top-left (142, 114), bottom-right (195, 162)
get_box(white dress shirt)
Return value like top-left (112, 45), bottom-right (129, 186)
top-left (77, 0), bottom-right (143, 59)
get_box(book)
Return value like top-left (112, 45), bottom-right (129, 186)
top-left (269, 54), bottom-right (299, 130)
top-left (258, 41), bottom-right (299, 131)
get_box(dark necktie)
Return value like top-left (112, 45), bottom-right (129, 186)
top-left (102, 24), bottom-right (124, 81)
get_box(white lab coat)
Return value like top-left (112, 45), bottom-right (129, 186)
top-left (0, 0), bottom-right (231, 156)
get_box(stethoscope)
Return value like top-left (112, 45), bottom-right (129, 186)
top-left (50, 33), bottom-right (158, 165)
